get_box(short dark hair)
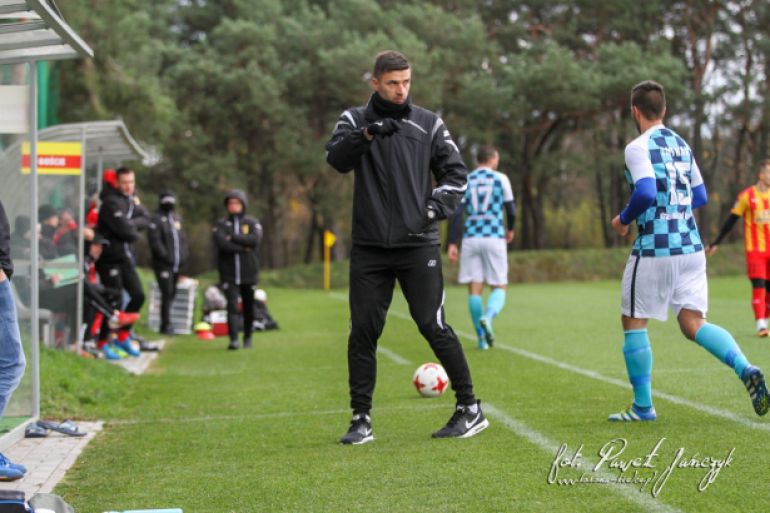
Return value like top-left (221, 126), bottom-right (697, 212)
top-left (631, 80), bottom-right (666, 120)
top-left (373, 51), bottom-right (410, 78)
top-left (758, 159), bottom-right (770, 173)
top-left (477, 145), bottom-right (498, 165)
top-left (116, 166), bottom-right (133, 177)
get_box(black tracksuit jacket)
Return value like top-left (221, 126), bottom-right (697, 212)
top-left (0, 200), bottom-right (12, 278)
top-left (96, 187), bottom-right (150, 265)
top-left (325, 95), bottom-right (468, 247)
top-left (212, 214), bottom-right (262, 285)
top-left (148, 210), bottom-right (189, 273)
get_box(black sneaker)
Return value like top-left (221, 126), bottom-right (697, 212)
top-left (227, 340), bottom-right (239, 350)
top-left (742, 365), bottom-right (770, 416)
top-left (479, 317), bottom-right (495, 347)
top-left (432, 400), bottom-right (489, 439)
top-left (339, 413), bottom-right (374, 445)
top-left (243, 337), bottom-right (253, 349)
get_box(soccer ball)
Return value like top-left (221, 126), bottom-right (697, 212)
top-left (412, 363), bottom-right (450, 397)
top-left (254, 288), bottom-right (267, 302)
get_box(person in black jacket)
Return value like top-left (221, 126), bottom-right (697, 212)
top-left (38, 204), bottom-right (59, 260)
top-left (83, 233), bottom-right (140, 359)
top-left (212, 190), bottom-right (262, 350)
top-left (148, 190), bottom-right (189, 335)
top-left (0, 201), bottom-right (11, 281)
top-left (326, 51), bottom-right (487, 444)
top-left (95, 167), bottom-right (148, 357)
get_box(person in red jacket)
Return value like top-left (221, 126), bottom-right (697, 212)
top-left (708, 160), bottom-right (770, 336)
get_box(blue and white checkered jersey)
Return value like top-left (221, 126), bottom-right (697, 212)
top-left (624, 124), bottom-right (704, 257)
top-left (462, 168), bottom-right (514, 239)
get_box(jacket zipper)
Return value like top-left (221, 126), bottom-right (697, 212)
top-left (125, 199), bottom-right (134, 263)
top-left (234, 217), bottom-right (241, 285)
top-left (170, 216), bottom-right (180, 273)
top-left (386, 134), bottom-right (395, 246)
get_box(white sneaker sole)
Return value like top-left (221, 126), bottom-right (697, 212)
top-left (459, 418), bottom-right (489, 439)
top-left (341, 434), bottom-right (374, 445)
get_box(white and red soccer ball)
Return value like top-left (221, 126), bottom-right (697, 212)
top-left (412, 363), bottom-right (449, 397)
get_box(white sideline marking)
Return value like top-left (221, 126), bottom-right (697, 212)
top-left (484, 403), bottom-right (684, 513)
top-left (378, 346), bottom-right (412, 365)
top-left (112, 403), bottom-right (447, 426)
top-left (476, 335), bottom-right (770, 433)
top-left (327, 292), bottom-right (412, 365)
top-left (329, 292), bottom-right (770, 432)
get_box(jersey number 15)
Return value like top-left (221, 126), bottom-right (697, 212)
top-left (666, 162), bottom-right (692, 206)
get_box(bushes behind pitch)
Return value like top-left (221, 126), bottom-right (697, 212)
top-left (254, 243), bottom-right (746, 289)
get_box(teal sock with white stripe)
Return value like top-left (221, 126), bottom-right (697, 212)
top-left (469, 295), bottom-right (483, 339)
top-left (485, 288), bottom-right (506, 319)
top-left (694, 323), bottom-right (750, 379)
top-left (623, 329), bottom-right (653, 409)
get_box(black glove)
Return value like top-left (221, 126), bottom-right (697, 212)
top-left (366, 119), bottom-right (400, 137)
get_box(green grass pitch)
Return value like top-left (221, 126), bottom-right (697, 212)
top-left (53, 275), bottom-right (769, 512)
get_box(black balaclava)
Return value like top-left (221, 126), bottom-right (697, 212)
top-left (159, 190), bottom-right (176, 212)
top-left (370, 91), bottom-right (411, 119)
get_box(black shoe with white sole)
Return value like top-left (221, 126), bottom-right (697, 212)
top-left (340, 413), bottom-right (374, 445)
top-left (432, 400), bottom-right (489, 439)
top-left (742, 365), bottom-right (770, 416)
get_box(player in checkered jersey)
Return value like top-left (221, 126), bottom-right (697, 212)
top-left (448, 145), bottom-right (515, 350)
top-left (608, 80), bottom-right (768, 421)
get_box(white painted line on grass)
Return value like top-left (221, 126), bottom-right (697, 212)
top-left (112, 403), bottom-right (447, 426)
top-left (328, 292), bottom-right (412, 366)
top-left (378, 346), bottom-right (412, 365)
top-left (328, 291), bottom-right (348, 302)
top-left (387, 309), bottom-right (411, 321)
top-left (484, 403), bottom-right (684, 513)
top-left (454, 329), bottom-right (770, 433)
top-left (330, 293), bottom-right (770, 431)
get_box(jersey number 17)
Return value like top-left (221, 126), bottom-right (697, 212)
top-left (470, 185), bottom-right (493, 213)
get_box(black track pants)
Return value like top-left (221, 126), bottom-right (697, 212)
top-left (154, 267), bottom-right (178, 332)
top-left (222, 281), bottom-right (255, 342)
top-left (347, 244), bottom-right (476, 414)
top-left (96, 262), bottom-right (145, 313)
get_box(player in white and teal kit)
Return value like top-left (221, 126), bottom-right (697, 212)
top-left (448, 146), bottom-right (515, 350)
top-left (609, 80), bottom-right (768, 421)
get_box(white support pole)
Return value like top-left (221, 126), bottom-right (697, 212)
top-left (75, 125), bottom-right (86, 351)
top-left (97, 151), bottom-right (103, 194)
top-left (28, 60), bottom-right (40, 419)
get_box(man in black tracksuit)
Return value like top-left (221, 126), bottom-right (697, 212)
top-left (326, 51), bottom-right (488, 444)
top-left (0, 201), bottom-right (13, 281)
top-left (95, 167), bottom-right (149, 356)
top-left (213, 190), bottom-right (262, 350)
top-left (148, 190), bottom-right (189, 335)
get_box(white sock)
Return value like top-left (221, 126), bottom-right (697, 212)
top-left (757, 319), bottom-right (768, 331)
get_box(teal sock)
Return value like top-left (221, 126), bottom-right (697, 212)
top-left (694, 323), bottom-right (750, 378)
top-left (485, 288), bottom-right (506, 319)
top-left (623, 329), bottom-right (653, 409)
top-left (469, 295), bottom-right (483, 339)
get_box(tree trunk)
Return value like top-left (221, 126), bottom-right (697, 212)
top-left (304, 206), bottom-right (319, 264)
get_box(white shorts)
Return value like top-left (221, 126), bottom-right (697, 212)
top-left (621, 251), bottom-right (708, 321)
top-left (458, 237), bottom-right (508, 286)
